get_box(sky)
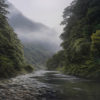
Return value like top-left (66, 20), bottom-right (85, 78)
top-left (8, 0), bottom-right (73, 33)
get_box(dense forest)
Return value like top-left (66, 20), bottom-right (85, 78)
top-left (23, 42), bottom-right (54, 68)
top-left (7, 3), bottom-right (58, 69)
top-left (47, 0), bottom-right (100, 79)
top-left (0, 0), bottom-right (33, 78)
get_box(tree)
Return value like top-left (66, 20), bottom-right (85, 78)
top-left (91, 30), bottom-right (100, 58)
top-left (47, 0), bottom-right (100, 79)
top-left (0, 0), bottom-right (32, 78)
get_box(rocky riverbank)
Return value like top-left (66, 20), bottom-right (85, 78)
top-left (0, 70), bottom-right (100, 100)
top-left (0, 71), bottom-right (61, 100)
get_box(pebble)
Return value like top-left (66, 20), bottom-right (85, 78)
top-left (0, 71), bottom-right (60, 100)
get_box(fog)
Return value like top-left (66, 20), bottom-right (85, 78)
top-left (7, 3), bottom-right (60, 51)
top-left (7, 0), bottom-right (73, 51)
top-left (8, 0), bottom-right (73, 33)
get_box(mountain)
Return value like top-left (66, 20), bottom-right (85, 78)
top-left (23, 42), bottom-right (54, 68)
top-left (7, 3), bottom-right (60, 67)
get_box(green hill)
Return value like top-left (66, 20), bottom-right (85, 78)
top-left (7, 3), bottom-right (59, 68)
top-left (47, 0), bottom-right (100, 79)
top-left (23, 42), bottom-right (54, 68)
top-left (0, 0), bottom-right (33, 78)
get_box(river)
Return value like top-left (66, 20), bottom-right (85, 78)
top-left (0, 70), bottom-right (100, 100)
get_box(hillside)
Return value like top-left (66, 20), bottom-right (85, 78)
top-left (0, 0), bottom-right (33, 78)
top-left (7, 3), bottom-right (59, 67)
top-left (23, 42), bottom-right (55, 68)
top-left (47, 0), bottom-right (100, 79)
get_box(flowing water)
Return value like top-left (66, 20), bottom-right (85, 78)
top-left (0, 70), bottom-right (100, 100)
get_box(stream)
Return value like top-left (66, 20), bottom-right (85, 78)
top-left (0, 70), bottom-right (100, 100)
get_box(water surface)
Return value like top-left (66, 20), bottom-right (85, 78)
top-left (33, 70), bottom-right (100, 100)
top-left (0, 70), bottom-right (100, 100)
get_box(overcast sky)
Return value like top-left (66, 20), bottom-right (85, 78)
top-left (8, 0), bottom-right (73, 33)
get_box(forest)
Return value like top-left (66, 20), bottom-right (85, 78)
top-left (0, 0), bottom-right (33, 78)
top-left (0, 0), bottom-right (100, 99)
top-left (47, 0), bottom-right (100, 79)
top-left (0, 0), bottom-right (100, 79)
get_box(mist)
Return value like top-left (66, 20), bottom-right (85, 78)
top-left (7, 3), bottom-right (61, 51)
top-left (8, 0), bottom-right (73, 32)
top-left (7, 0), bottom-right (73, 52)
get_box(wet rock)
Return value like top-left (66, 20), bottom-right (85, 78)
top-left (0, 85), bottom-right (8, 89)
top-left (0, 71), bottom-right (66, 100)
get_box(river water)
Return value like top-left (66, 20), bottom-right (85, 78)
top-left (0, 70), bottom-right (100, 100)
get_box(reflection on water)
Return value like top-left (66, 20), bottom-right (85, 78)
top-left (0, 70), bottom-right (99, 100)
top-left (33, 70), bottom-right (100, 100)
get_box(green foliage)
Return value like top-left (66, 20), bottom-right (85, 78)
top-left (24, 65), bottom-right (34, 73)
top-left (0, 0), bottom-right (33, 78)
top-left (23, 43), bottom-right (54, 67)
top-left (46, 50), bottom-right (65, 70)
top-left (0, 56), bottom-right (15, 78)
top-left (47, 0), bottom-right (100, 79)
top-left (91, 30), bottom-right (100, 58)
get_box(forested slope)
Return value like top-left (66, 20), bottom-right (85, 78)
top-left (0, 0), bottom-right (33, 78)
top-left (7, 3), bottom-right (59, 68)
top-left (47, 0), bottom-right (100, 79)
top-left (23, 42), bottom-right (54, 67)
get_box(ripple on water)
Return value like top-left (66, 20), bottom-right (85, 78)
top-left (0, 70), bottom-right (100, 100)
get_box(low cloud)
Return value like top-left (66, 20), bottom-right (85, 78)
top-left (7, 3), bottom-right (61, 51)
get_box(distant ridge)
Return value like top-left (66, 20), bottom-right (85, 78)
top-left (7, 3), bottom-right (60, 67)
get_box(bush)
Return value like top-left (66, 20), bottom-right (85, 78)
top-left (24, 65), bottom-right (34, 73)
top-left (0, 56), bottom-right (16, 78)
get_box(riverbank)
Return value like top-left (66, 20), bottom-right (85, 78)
top-left (0, 70), bottom-right (100, 100)
top-left (56, 64), bottom-right (100, 80)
